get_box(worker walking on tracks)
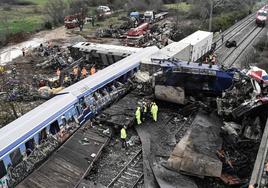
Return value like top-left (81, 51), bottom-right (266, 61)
top-left (135, 106), bottom-right (142, 125)
top-left (120, 126), bottom-right (127, 149)
top-left (221, 33), bottom-right (224, 43)
top-left (151, 102), bottom-right (158, 122)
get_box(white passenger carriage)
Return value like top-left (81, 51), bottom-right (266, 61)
top-left (0, 46), bottom-right (159, 187)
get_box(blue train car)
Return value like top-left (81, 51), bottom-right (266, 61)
top-left (153, 59), bottom-right (236, 95)
top-left (0, 46), bottom-right (159, 187)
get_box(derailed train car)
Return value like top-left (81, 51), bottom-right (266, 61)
top-left (0, 46), bottom-right (159, 187)
top-left (152, 59), bottom-right (237, 104)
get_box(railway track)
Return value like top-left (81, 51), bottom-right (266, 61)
top-left (107, 149), bottom-right (144, 188)
top-left (249, 119), bottom-right (268, 188)
top-left (222, 26), bottom-right (263, 68)
top-left (214, 13), bottom-right (256, 52)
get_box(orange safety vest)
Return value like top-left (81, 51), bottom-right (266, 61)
top-left (81, 67), bottom-right (88, 77)
top-left (90, 67), bottom-right (96, 75)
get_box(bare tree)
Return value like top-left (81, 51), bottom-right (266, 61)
top-left (45, 0), bottom-right (67, 25)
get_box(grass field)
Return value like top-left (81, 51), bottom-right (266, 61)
top-left (0, 0), bottom-right (71, 37)
top-left (164, 2), bottom-right (192, 12)
top-left (0, 1), bottom-right (47, 36)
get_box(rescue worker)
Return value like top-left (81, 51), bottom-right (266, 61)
top-left (73, 66), bottom-right (79, 81)
top-left (211, 55), bottom-right (216, 65)
top-left (0, 66), bottom-right (4, 74)
top-left (81, 67), bottom-right (88, 78)
top-left (221, 33), bottom-right (224, 44)
top-left (209, 54), bottom-right (213, 62)
top-left (90, 66), bottom-right (96, 75)
top-left (135, 106), bottom-right (142, 125)
top-left (22, 48), bottom-right (25, 56)
top-left (142, 101), bottom-right (147, 121)
top-left (151, 102), bottom-right (158, 122)
top-left (204, 57), bottom-right (208, 64)
top-left (120, 126), bottom-right (127, 149)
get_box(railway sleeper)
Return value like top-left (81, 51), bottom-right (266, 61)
top-left (127, 167), bottom-right (142, 175)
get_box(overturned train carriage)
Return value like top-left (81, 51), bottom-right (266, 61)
top-left (0, 46), bottom-right (159, 187)
top-left (152, 59), bottom-right (236, 104)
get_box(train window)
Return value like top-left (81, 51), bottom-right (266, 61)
top-left (0, 160), bottom-right (7, 179)
top-left (9, 148), bottom-right (23, 166)
top-left (25, 138), bottom-right (35, 156)
top-left (49, 120), bottom-right (60, 135)
top-left (39, 128), bottom-right (47, 144)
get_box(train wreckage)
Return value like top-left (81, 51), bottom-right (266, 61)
top-left (0, 29), bottom-right (268, 188)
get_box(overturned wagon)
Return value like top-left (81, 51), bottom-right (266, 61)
top-left (150, 59), bottom-right (236, 104)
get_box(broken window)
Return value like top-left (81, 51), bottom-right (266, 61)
top-left (39, 128), bottom-right (47, 144)
top-left (9, 148), bottom-right (23, 167)
top-left (25, 138), bottom-right (35, 156)
top-left (49, 120), bottom-right (60, 135)
top-left (0, 160), bottom-right (7, 179)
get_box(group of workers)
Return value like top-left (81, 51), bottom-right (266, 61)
top-left (204, 53), bottom-right (217, 65)
top-left (135, 101), bottom-right (158, 125)
top-left (120, 101), bottom-right (159, 149)
top-left (55, 65), bottom-right (96, 87)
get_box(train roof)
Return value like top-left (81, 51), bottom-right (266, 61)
top-left (179, 30), bottom-right (213, 45)
top-left (141, 42), bottom-right (190, 64)
top-left (61, 46), bottom-right (159, 98)
top-left (72, 42), bottom-right (140, 56)
top-left (0, 94), bottom-right (77, 158)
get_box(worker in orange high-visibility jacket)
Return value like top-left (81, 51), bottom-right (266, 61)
top-left (90, 66), bottom-right (96, 75)
top-left (81, 67), bottom-right (88, 78)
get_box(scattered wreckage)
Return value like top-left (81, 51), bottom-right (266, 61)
top-left (134, 59), bottom-right (268, 186)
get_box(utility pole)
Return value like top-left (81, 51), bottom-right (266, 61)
top-left (209, 0), bottom-right (213, 32)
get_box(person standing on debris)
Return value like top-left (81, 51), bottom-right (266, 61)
top-left (211, 55), bottom-right (216, 65)
top-left (151, 102), bottom-right (158, 122)
top-left (120, 126), bottom-right (127, 149)
top-left (81, 67), bottom-right (88, 78)
top-left (135, 106), bottom-right (142, 125)
top-left (73, 66), bottom-right (79, 80)
top-left (221, 33), bottom-right (224, 44)
top-left (90, 66), bottom-right (96, 75)
top-left (142, 101), bottom-right (147, 121)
